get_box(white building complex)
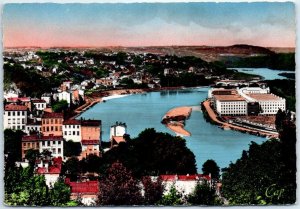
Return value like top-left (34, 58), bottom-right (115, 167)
top-left (210, 87), bottom-right (285, 116)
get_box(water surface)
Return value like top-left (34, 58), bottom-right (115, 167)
top-left (231, 68), bottom-right (294, 80)
top-left (79, 88), bottom-right (265, 171)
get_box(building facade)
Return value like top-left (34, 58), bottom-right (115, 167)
top-left (4, 104), bottom-right (28, 130)
top-left (41, 112), bottom-right (64, 136)
top-left (62, 119), bottom-right (81, 142)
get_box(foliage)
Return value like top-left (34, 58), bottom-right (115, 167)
top-left (61, 157), bottom-right (81, 181)
top-left (49, 178), bottom-right (71, 206)
top-left (266, 79), bottom-right (295, 111)
top-left (221, 121), bottom-right (296, 205)
top-left (4, 129), bottom-right (25, 164)
top-left (202, 159), bottom-right (220, 179)
top-left (158, 184), bottom-right (183, 206)
top-left (141, 176), bottom-right (164, 205)
top-left (52, 99), bottom-right (69, 113)
top-left (63, 140), bottom-right (82, 157)
top-left (222, 53), bottom-right (295, 70)
top-left (25, 149), bottom-right (40, 167)
top-left (98, 162), bottom-right (142, 205)
top-left (187, 181), bottom-right (220, 205)
top-left (102, 128), bottom-right (197, 177)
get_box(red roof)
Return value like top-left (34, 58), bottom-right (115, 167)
top-left (42, 112), bottom-right (64, 118)
top-left (36, 165), bottom-right (61, 174)
top-left (81, 120), bottom-right (101, 127)
top-left (5, 104), bottom-right (27, 111)
top-left (112, 136), bottom-right (126, 144)
top-left (22, 135), bottom-right (63, 141)
top-left (63, 119), bottom-right (81, 125)
top-left (67, 181), bottom-right (99, 194)
top-left (81, 140), bottom-right (99, 145)
top-left (7, 97), bottom-right (31, 102)
top-left (160, 174), bottom-right (211, 181)
top-left (32, 99), bottom-right (46, 103)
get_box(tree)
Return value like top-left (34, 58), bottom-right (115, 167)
top-left (49, 178), bottom-right (71, 206)
top-left (158, 184), bottom-right (183, 206)
top-left (61, 157), bottom-right (80, 181)
top-left (202, 159), bottom-right (220, 179)
top-left (4, 129), bottom-right (25, 164)
top-left (52, 100), bottom-right (68, 113)
top-left (141, 176), bottom-right (164, 205)
top-left (63, 140), bottom-right (82, 157)
top-left (221, 121), bottom-right (296, 205)
top-left (187, 182), bottom-right (220, 205)
top-left (25, 149), bottom-right (40, 168)
top-left (103, 128), bottom-right (197, 177)
top-left (98, 162), bottom-right (142, 205)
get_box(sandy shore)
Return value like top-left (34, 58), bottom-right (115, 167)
top-left (163, 106), bottom-right (192, 137)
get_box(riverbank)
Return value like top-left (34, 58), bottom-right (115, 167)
top-left (162, 106), bottom-right (192, 136)
top-left (202, 100), bottom-right (278, 138)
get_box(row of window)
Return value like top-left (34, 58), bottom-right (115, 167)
top-left (41, 140), bottom-right (62, 146)
top-left (42, 126), bottom-right (62, 132)
top-left (10, 125), bottom-right (25, 130)
top-left (41, 148), bottom-right (62, 155)
top-left (64, 131), bottom-right (80, 136)
top-left (8, 118), bottom-right (25, 124)
top-left (64, 125), bottom-right (80, 129)
top-left (7, 111), bottom-right (26, 116)
top-left (42, 119), bottom-right (62, 124)
top-left (34, 103), bottom-right (46, 108)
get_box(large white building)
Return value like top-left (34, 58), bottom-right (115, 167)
top-left (62, 119), bottom-right (81, 142)
top-left (32, 99), bottom-right (47, 111)
top-left (211, 87), bottom-right (285, 116)
top-left (4, 104), bottom-right (28, 130)
top-left (58, 91), bottom-right (72, 105)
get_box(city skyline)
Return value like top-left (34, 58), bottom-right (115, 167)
top-left (3, 2), bottom-right (296, 48)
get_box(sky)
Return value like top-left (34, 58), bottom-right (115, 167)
top-left (2, 2), bottom-right (296, 48)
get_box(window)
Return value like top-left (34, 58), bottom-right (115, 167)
top-left (58, 148), bottom-right (61, 154)
top-left (58, 141), bottom-right (61, 145)
top-left (73, 131), bottom-right (75, 135)
top-left (64, 131), bottom-right (67, 135)
top-left (47, 141), bottom-right (50, 146)
top-left (8, 112), bottom-right (10, 116)
top-left (23, 142), bottom-right (26, 146)
top-left (12, 112), bottom-right (15, 116)
top-left (17, 111), bottom-right (20, 116)
top-left (42, 141), bottom-right (45, 146)
top-left (77, 131), bottom-right (79, 136)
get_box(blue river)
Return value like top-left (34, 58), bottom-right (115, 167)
top-left (231, 67), bottom-right (294, 80)
top-left (79, 88), bottom-right (265, 171)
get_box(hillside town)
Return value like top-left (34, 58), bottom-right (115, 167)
top-left (3, 49), bottom-right (295, 206)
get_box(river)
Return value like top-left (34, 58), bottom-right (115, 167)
top-left (78, 87), bottom-right (266, 171)
top-left (231, 67), bottom-right (294, 80)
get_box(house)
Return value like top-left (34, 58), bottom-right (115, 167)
top-left (110, 122), bottom-right (127, 148)
top-left (41, 112), bottom-right (64, 136)
top-left (63, 119), bottom-right (81, 142)
top-left (58, 91), bottom-right (72, 105)
top-left (80, 120), bottom-right (101, 158)
top-left (36, 157), bottom-right (62, 187)
top-left (32, 99), bottom-right (47, 111)
top-left (41, 93), bottom-right (52, 105)
top-left (159, 174), bottom-right (211, 196)
top-left (25, 120), bottom-right (42, 135)
top-left (39, 135), bottom-right (64, 158)
top-left (21, 135), bottom-right (40, 159)
top-left (4, 104), bottom-right (28, 130)
top-left (65, 178), bottom-right (99, 206)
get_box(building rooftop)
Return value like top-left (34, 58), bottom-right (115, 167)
top-left (160, 174), bottom-right (211, 181)
top-left (42, 112), bottom-right (64, 118)
top-left (112, 136), bottom-right (126, 144)
top-left (22, 135), bottom-right (64, 141)
top-left (214, 94), bottom-right (245, 102)
top-left (32, 99), bottom-right (46, 103)
top-left (66, 180), bottom-right (99, 194)
top-left (247, 94), bottom-right (284, 101)
top-left (81, 140), bottom-right (100, 145)
top-left (6, 97), bottom-right (31, 102)
top-left (63, 119), bottom-right (81, 125)
top-left (5, 104), bottom-right (28, 111)
top-left (81, 120), bottom-right (101, 127)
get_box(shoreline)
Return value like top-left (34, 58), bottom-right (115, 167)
top-left (162, 106), bottom-right (192, 137)
top-left (72, 86), bottom-right (207, 119)
top-left (201, 100), bottom-right (279, 139)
